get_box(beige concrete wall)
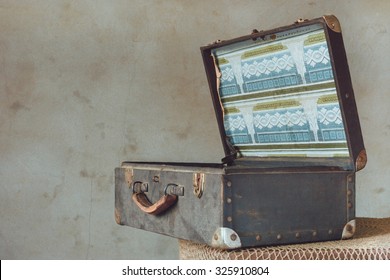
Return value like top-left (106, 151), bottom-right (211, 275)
top-left (0, 0), bottom-right (389, 259)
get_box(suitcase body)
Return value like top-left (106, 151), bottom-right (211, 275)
top-left (115, 15), bottom-right (366, 249)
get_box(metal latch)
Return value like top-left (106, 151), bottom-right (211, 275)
top-left (193, 173), bottom-right (205, 198)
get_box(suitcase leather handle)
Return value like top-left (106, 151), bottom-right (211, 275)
top-left (131, 182), bottom-right (178, 215)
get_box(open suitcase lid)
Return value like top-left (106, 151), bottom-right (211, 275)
top-left (201, 15), bottom-right (366, 171)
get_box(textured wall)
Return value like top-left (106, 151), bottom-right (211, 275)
top-left (0, 0), bottom-right (389, 259)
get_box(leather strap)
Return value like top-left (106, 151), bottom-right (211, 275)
top-left (132, 192), bottom-right (178, 215)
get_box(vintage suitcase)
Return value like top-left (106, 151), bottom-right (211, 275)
top-left (115, 15), bottom-right (367, 249)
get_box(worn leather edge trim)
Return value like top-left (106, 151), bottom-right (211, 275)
top-left (115, 208), bottom-right (122, 225)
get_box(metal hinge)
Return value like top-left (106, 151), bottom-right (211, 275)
top-left (208, 39), bottom-right (224, 46)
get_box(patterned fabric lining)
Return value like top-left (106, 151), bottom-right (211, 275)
top-left (213, 24), bottom-right (349, 158)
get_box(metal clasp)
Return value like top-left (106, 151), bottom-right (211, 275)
top-left (193, 173), bottom-right (205, 198)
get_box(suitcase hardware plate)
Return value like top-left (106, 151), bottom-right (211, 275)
top-left (164, 183), bottom-right (185, 196)
top-left (132, 181), bottom-right (148, 193)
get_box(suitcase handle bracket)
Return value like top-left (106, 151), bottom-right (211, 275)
top-left (131, 181), bottom-right (179, 215)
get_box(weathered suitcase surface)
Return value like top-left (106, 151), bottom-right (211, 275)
top-left (115, 15), bottom-right (367, 249)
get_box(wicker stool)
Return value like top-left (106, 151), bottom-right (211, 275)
top-left (179, 218), bottom-right (390, 260)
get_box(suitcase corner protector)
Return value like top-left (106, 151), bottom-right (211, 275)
top-left (322, 14), bottom-right (341, 33)
top-left (341, 219), bottom-right (356, 239)
top-left (211, 227), bottom-right (242, 249)
top-left (356, 149), bottom-right (367, 171)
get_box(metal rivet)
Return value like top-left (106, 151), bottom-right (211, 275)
top-left (346, 224), bottom-right (353, 233)
top-left (226, 181), bottom-right (232, 187)
top-left (256, 235), bottom-right (261, 241)
top-left (347, 189), bottom-right (352, 196)
top-left (227, 216), bottom-right (232, 222)
top-left (348, 176), bottom-right (353, 182)
top-left (213, 234), bottom-right (219, 240)
top-left (328, 229), bottom-right (333, 235)
top-left (295, 232), bottom-right (301, 238)
top-left (226, 198), bottom-right (232, 204)
top-left (153, 176), bottom-right (160, 182)
top-left (312, 231), bottom-right (318, 237)
top-left (230, 234), bottom-right (237, 241)
top-left (348, 202), bottom-right (353, 208)
top-left (276, 234), bottom-right (282, 240)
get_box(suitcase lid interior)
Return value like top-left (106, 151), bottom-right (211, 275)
top-left (201, 15), bottom-right (366, 171)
